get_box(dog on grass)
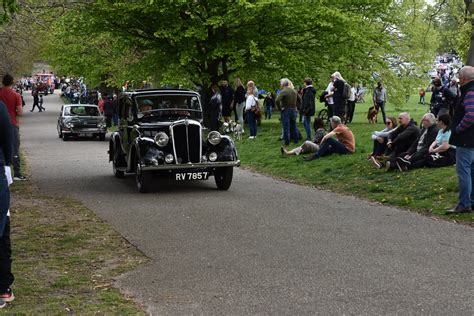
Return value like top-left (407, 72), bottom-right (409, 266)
top-left (367, 105), bottom-right (379, 124)
top-left (234, 123), bottom-right (243, 140)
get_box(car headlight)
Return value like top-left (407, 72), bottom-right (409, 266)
top-left (66, 122), bottom-right (74, 128)
top-left (97, 122), bottom-right (106, 128)
top-left (208, 131), bottom-right (222, 146)
top-left (154, 132), bottom-right (169, 147)
top-left (209, 152), bottom-right (218, 162)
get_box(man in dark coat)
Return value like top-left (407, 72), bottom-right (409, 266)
top-left (447, 66), bottom-right (474, 214)
top-left (388, 113), bottom-right (438, 171)
top-left (219, 79), bottom-right (234, 123)
top-left (103, 94), bottom-right (114, 128)
top-left (301, 78), bottom-right (316, 140)
top-left (386, 112), bottom-right (420, 158)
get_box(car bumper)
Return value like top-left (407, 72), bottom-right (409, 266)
top-left (63, 128), bottom-right (106, 134)
top-left (141, 160), bottom-right (240, 171)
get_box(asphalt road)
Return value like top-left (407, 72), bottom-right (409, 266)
top-left (20, 92), bottom-right (473, 315)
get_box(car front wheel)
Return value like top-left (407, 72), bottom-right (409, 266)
top-left (135, 159), bottom-right (152, 193)
top-left (214, 167), bottom-right (233, 190)
top-left (112, 146), bottom-right (125, 178)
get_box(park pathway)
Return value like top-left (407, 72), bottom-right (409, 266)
top-left (19, 91), bottom-right (473, 315)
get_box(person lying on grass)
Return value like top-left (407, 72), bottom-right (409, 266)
top-left (303, 116), bottom-right (355, 161)
top-left (281, 118), bottom-right (326, 156)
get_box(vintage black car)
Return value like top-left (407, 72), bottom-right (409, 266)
top-left (109, 89), bottom-right (240, 192)
top-left (57, 104), bottom-right (107, 141)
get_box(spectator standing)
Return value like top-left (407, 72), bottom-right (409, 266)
top-left (263, 92), bottom-right (275, 120)
top-left (324, 75), bottom-right (335, 118)
top-left (373, 82), bottom-right (388, 123)
top-left (209, 84), bottom-right (222, 132)
top-left (103, 94), bottom-right (114, 128)
top-left (419, 88), bottom-right (426, 105)
top-left (233, 78), bottom-right (246, 132)
top-left (301, 78), bottom-right (316, 140)
top-left (0, 74), bottom-right (25, 180)
top-left (346, 82), bottom-right (357, 123)
top-left (112, 94), bottom-right (119, 126)
top-left (276, 78), bottom-right (298, 146)
top-left (331, 72), bottom-right (345, 118)
top-left (244, 86), bottom-right (258, 139)
top-left (303, 116), bottom-right (355, 160)
top-left (447, 66), bottom-right (474, 214)
top-left (220, 79), bottom-right (234, 123)
top-left (0, 101), bottom-right (15, 308)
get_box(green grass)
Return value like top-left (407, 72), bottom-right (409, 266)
top-left (6, 178), bottom-right (148, 313)
top-left (235, 93), bottom-right (473, 224)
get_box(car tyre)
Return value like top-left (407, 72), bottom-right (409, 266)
top-left (58, 128), bottom-right (63, 138)
top-left (135, 159), bottom-right (152, 193)
top-left (62, 134), bottom-right (69, 141)
top-left (99, 133), bottom-right (106, 141)
top-left (112, 146), bottom-right (125, 179)
top-left (214, 167), bottom-right (233, 190)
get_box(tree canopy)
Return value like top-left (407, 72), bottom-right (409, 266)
top-left (2, 0), bottom-right (469, 104)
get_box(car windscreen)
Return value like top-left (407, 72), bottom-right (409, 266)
top-left (64, 106), bottom-right (100, 116)
top-left (135, 94), bottom-right (202, 120)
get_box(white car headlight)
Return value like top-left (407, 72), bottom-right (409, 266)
top-left (97, 122), bottom-right (106, 128)
top-left (208, 131), bottom-right (222, 146)
top-left (66, 122), bottom-right (74, 128)
top-left (154, 132), bottom-right (169, 147)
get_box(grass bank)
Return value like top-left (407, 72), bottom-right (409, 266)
top-left (235, 93), bottom-right (473, 224)
top-left (5, 179), bottom-right (148, 313)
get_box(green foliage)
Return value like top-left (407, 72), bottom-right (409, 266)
top-left (0, 0), bottom-right (19, 25)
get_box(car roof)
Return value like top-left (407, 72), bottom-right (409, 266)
top-left (126, 89), bottom-right (199, 96)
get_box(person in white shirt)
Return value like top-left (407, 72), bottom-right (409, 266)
top-left (324, 75), bottom-right (335, 118)
top-left (346, 82), bottom-right (357, 123)
top-left (245, 86), bottom-right (258, 138)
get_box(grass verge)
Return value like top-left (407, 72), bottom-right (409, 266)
top-left (236, 94), bottom-right (473, 225)
top-left (5, 179), bottom-right (149, 314)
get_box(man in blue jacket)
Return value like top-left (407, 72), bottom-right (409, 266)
top-left (447, 66), bottom-right (474, 214)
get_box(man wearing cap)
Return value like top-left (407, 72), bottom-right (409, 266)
top-left (447, 66), bottom-right (474, 214)
top-left (304, 116), bottom-right (355, 160)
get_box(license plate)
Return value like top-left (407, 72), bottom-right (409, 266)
top-left (175, 172), bottom-right (209, 181)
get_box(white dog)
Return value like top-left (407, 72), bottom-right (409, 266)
top-left (234, 123), bottom-right (243, 140)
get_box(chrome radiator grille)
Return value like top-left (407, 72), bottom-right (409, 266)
top-left (171, 121), bottom-right (201, 164)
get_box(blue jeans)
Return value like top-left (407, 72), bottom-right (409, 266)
top-left (376, 101), bottom-right (386, 123)
top-left (265, 106), bottom-right (272, 119)
top-left (455, 147), bottom-right (474, 209)
top-left (314, 138), bottom-right (349, 158)
top-left (247, 111), bottom-right (257, 136)
top-left (303, 115), bottom-right (312, 140)
top-left (281, 109), bottom-right (298, 145)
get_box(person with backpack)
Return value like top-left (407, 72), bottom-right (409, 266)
top-left (373, 82), bottom-right (388, 123)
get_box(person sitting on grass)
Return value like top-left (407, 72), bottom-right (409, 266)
top-left (371, 112), bottom-right (420, 168)
top-left (303, 116), bottom-right (355, 161)
top-left (396, 113), bottom-right (456, 170)
top-left (281, 118), bottom-right (326, 156)
top-left (368, 116), bottom-right (398, 161)
top-left (387, 112), bottom-right (438, 171)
